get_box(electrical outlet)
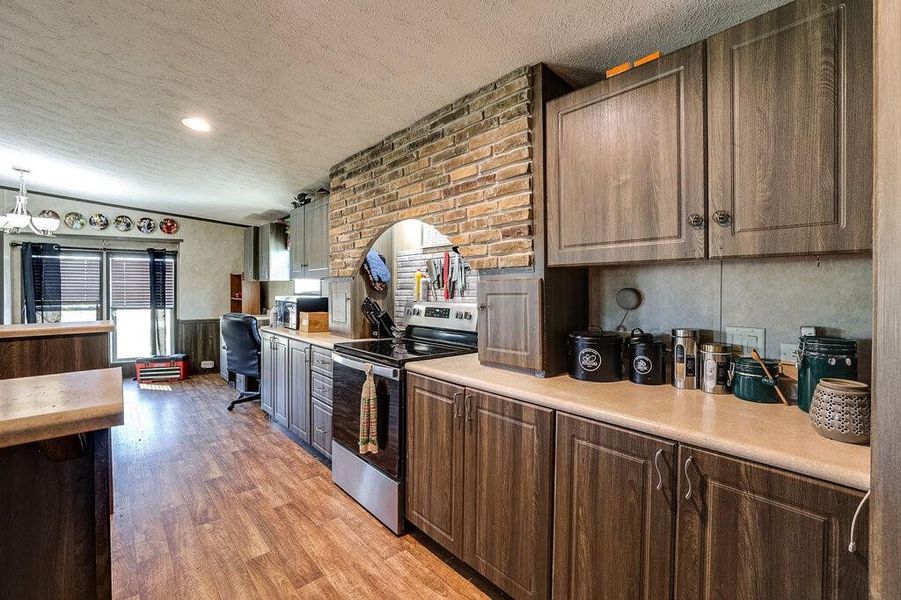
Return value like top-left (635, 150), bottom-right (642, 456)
top-left (726, 326), bottom-right (766, 356)
top-left (200, 360), bottom-right (214, 369)
top-left (780, 343), bottom-right (798, 363)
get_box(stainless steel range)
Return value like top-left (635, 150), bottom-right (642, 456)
top-left (331, 302), bottom-right (478, 533)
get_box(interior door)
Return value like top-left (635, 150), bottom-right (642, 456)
top-left (303, 198), bottom-right (330, 279)
top-left (406, 374), bottom-right (465, 556)
top-left (553, 413), bottom-right (676, 600)
top-left (477, 276), bottom-right (543, 372)
top-left (272, 337), bottom-right (289, 426)
top-left (675, 445), bottom-right (868, 600)
top-left (288, 340), bottom-right (310, 442)
top-left (463, 388), bottom-right (553, 600)
top-left (546, 42), bottom-right (707, 265)
top-left (707, 0), bottom-right (872, 257)
top-left (259, 334), bottom-right (273, 415)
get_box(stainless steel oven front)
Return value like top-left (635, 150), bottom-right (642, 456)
top-left (330, 352), bottom-right (405, 533)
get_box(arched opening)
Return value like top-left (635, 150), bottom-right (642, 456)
top-left (355, 219), bottom-right (478, 327)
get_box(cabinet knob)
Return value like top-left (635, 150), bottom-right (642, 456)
top-left (477, 304), bottom-right (487, 311)
top-left (687, 213), bottom-right (705, 230)
top-left (712, 210), bottom-right (732, 226)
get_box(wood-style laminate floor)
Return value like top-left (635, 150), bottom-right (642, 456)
top-left (111, 375), bottom-right (502, 599)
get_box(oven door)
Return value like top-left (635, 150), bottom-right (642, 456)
top-left (331, 353), bottom-right (403, 481)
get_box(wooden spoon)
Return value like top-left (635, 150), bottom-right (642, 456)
top-left (751, 349), bottom-right (789, 406)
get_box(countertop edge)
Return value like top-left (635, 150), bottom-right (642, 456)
top-left (406, 361), bottom-right (870, 492)
top-left (0, 321), bottom-right (115, 339)
top-left (259, 326), bottom-right (351, 349)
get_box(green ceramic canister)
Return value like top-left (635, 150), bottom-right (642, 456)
top-left (729, 357), bottom-right (782, 403)
top-left (797, 336), bottom-right (858, 412)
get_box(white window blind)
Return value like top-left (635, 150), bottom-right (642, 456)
top-left (109, 253), bottom-right (175, 309)
top-left (32, 250), bottom-right (102, 308)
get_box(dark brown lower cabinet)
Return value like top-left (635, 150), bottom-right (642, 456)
top-left (675, 446), bottom-right (868, 600)
top-left (464, 388), bottom-right (554, 600)
top-left (553, 413), bottom-right (676, 600)
top-left (406, 374), bottom-right (466, 555)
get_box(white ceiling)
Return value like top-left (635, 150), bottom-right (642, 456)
top-left (0, 0), bottom-right (786, 224)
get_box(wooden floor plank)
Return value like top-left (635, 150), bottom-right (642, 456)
top-left (111, 375), bottom-right (502, 599)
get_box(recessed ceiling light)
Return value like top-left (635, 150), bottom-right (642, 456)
top-left (181, 117), bottom-right (211, 132)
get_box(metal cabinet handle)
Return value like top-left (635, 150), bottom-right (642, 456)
top-left (453, 392), bottom-right (463, 424)
top-left (683, 456), bottom-right (694, 500)
top-left (712, 210), bottom-right (732, 226)
top-left (304, 346), bottom-right (310, 362)
top-left (688, 213), bottom-right (705, 229)
top-left (315, 426), bottom-right (326, 434)
top-left (848, 490), bottom-right (870, 553)
top-left (654, 449), bottom-right (665, 491)
top-left (465, 394), bottom-right (474, 430)
top-left (316, 386), bottom-right (325, 394)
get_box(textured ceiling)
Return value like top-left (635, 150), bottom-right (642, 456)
top-left (0, 0), bottom-right (787, 224)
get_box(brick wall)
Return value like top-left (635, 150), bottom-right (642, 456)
top-left (329, 65), bottom-right (536, 276)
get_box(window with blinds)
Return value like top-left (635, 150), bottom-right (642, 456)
top-left (108, 253), bottom-right (175, 309)
top-left (32, 250), bottom-right (102, 311)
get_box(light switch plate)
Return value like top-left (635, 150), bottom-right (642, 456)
top-left (726, 326), bottom-right (766, 356)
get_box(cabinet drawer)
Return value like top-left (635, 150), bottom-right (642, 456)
top-left (311, 347), bottom-right (333, 376)
top-left (311, 399), bottom-right (333, 458)
top-left (311, 371), bottom-right (332, 406)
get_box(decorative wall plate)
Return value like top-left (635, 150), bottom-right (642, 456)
top-left (114, 215), bottom-right (133, 232)
top-left (89, 213), bottom-right (109, 230)
top-left (137, 217), bottom-right (156, 234)
top-left (64, 212), bottom-right (86, 230)
top-left (159, 217), bottom-right (179, 234)
top-left (37, 209), bottom-right (60, 221)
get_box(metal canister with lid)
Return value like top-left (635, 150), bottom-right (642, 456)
top-left (567, 329), bottom-right (623, 382)
top-left (672, 328), bottom-right (699, 389)
top-left (797, 336), bottom-right (858, 412)
top-left (628, 328), bottom-right (667, 385)
top-left (699, 343), bottom-right (732, 394)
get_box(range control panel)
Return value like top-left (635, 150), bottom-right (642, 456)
top-left (407, 302), bottom-right (478, 333)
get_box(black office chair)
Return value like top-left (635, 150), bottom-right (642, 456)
top-left (220, 313), bottom-right (262, 411)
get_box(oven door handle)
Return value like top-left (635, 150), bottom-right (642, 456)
top-left (332, 353), bottom-right (401, 381)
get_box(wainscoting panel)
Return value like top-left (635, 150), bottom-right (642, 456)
top-left (175, 319), bottom-right (221, 375)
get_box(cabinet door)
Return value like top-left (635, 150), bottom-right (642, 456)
top-left (463, 388), bottom-right (553, 600)
top-left (303, 198), bottom-right (330, 279)
top-left (477, 277), bottom-right (543, 372)
top-left (289, 207), bottom-right (307, 279)
top-left (707, 0), bottom-right (872, 257)
top-left (553, 413), bottom-right (676, 600)
top-left (272, 337), bottom-right (289, 426)
top-left (675, 446), bottom-right (868, 600)
top-left (327, 277), bottom-right (354, 337)
top-left (546, 42), bottom-right (706, 265)
top-left (259, 334), bottom-right (273, 415)
top-left (288, 341), bottom-right (310, 442)
top-left (406, 374), bottom-right (465, 556)
top-left (311, 399), bottom-right (332, 458)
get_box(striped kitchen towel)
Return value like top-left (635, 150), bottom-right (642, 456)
top-left (359, 363), bottom-right (379, 454)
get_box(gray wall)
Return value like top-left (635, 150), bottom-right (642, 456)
top-left (589, 254), bottom-right (873, 377)
top-left (1, 190), bottom-right (245, 321)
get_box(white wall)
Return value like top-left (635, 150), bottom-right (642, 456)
top-left (1, 189), bottom-right (245, 321)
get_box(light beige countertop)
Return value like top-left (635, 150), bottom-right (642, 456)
top-left (0, 367), bottom-right (125, 448)
top-left (0, 320), bottom-right (115, 339)
top-left (259, 326), bottom-right (352, 350)
top-left (407, 354), bottom-right (871, 491)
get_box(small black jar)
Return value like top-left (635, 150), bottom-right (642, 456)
top-left (628, 328), bottom-right (667, 385)
top-left (568, 329), bottom-right (623, 382)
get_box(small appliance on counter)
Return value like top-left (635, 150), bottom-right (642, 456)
top-left (796, 336), bottom-right (858, 412)
top-left (274, 295), bottom-right (329, 329)
top-left (627, 328), bottom-right (667, 385)
top-left (699, 343), bottom-right (732, 394)
top-left (671, 328), bottom-right (699, 389)
top-left (567, 328), bottom-right (623, 382)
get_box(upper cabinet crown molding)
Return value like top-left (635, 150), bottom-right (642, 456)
top-left (546, 42), bottom-right (707, 266)
top-left (707, 0), bottom-right (873, 258)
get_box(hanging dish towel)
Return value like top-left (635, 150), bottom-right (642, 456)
top-left (359, 364), bottom-right (379, 454)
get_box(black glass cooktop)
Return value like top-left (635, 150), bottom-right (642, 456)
top-left (334, 337), bottom-right (476, 367)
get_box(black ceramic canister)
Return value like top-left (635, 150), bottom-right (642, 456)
top-left (567, 329), bottom-right (623, 382)
top-left (628, 328), bottom-right (667, 385)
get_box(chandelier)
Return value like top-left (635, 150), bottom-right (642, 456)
top-left (0, 167), bottom-right (60, 236)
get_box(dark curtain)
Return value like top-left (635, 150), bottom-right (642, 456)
top-left (21, 242), bottom-right (62, 323)
top-left (148, 249), bottom-right (168, 355)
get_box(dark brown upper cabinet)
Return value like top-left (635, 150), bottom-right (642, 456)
top-left (707, 0), bottom-right (873, 258)
top-left (546, 42), bottom-right (707, 265)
